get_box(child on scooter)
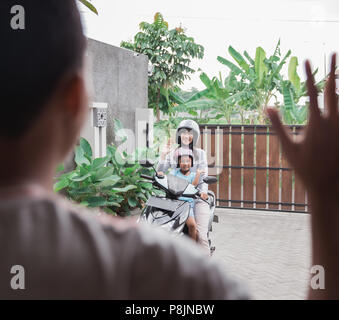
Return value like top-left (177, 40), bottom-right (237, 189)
top-left (171, 149), bottom-right (205, 242)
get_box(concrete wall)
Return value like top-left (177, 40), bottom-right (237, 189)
top-left (63, 38), bottom-right (148, 172)
top-left (86, 38), bottom-right (148, 145)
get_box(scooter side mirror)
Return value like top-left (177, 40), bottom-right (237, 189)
top-left (140, 160), bottom-right (155, 168)
top-left (203, 176), bottom-right (217, 185)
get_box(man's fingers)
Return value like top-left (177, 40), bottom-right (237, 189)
top-left (305, 60), bottom-right (321, 121)
top-left (325, 53), bottom-right (338, 118)
top-left (266, 107), bottom-right (295, 157)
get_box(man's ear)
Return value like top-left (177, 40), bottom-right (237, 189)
top-left (61, 73), bottom-right (88, 120)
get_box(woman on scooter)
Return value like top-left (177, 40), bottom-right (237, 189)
top-left (171, 148), bottom-right (205, 242)
top-left (157, 119), bottom-right (211, 254)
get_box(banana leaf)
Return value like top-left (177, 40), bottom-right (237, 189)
top-left (199, 72), bottom-right (213, 89)
top-left (288, 57), bottom-right (301, 95)
top-left (217, 56), bottom-right (245, 77)
top-left (267, 49), bottom-right (291, 84)
top-left (282, 81), bottom-right (296, 124)
top-left (243, 50), bottom-right (255, 66)
top-left (228, 46), bottom-right (250, 73)
top-left (186, 88), bottom-right (210, 103)
top-left (255, 47), bottom-right (267, 87)
top-left (169, 90), bottom-right (185, 105)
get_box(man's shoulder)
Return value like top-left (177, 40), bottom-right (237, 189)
top-left (0, 195), bottom-right (250, 299)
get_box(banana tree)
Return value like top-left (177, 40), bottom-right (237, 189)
top-left (281, 57), bottom-right (325, 124)
top-left (172, 72), bottom-right (249, 124)
top-left (217, 40), bottom-right (291, 123)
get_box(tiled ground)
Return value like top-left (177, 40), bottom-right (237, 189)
top-left (211, 208), bottom-right (311, 300)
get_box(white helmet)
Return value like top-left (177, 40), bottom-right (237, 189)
top-left (174, 147), bottom-right (194, 168)
top-left (176, 119), bottom-right (200, 146)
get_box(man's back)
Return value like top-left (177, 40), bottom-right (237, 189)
top-left (0, 191), bottom-right (249, 299)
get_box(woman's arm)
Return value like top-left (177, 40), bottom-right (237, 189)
top-left (196, 149), bottom-right (208, 193)
top-left (156, 149), bottom-right (172, 173)
top-left (192, 170), bottom-right (204, 187)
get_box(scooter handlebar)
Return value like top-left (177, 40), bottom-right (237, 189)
top-left (140, 174), bottom-right (154, 181)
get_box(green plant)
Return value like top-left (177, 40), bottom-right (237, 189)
top-left (172, 41), bottom-right (325, 125)
top-left (78, 0), bottom-right (98, 15)
top-left (280, 57), bottom-right (325, 124)
top-left (54, 137), bottom-right (160, 216)
top-left (121, 12), bottom-right (204, 120)
top-left (216, 40), bottom-right (292, 123)
top-left (172, 71), bottom-right (250, 124)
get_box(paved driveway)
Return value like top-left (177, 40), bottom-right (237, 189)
top-left (211, 208), bottom-right (311, 300)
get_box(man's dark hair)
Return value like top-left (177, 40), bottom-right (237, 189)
top-left (0, 0), bottom-right (86, 139)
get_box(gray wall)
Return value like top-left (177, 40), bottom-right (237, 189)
top-left (87, 38), bottom-right (148, 145)
top-left (63, 38), bottom-right (148, 172)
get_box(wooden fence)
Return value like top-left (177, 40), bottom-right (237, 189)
top-left (198, 125), bottom-right (308, 213)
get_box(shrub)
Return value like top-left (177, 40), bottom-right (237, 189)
top-left (54, 138), bottom-right (161, 216)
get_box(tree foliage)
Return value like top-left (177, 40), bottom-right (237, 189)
top-left (121, 12), bottom-right (204, 120)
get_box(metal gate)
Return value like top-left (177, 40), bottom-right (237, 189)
top-left (199, 125), bottom-right (308, 213)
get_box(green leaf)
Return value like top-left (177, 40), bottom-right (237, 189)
top-left (186, 88), bottom-right (210, 102)
top-left (92, 157), bottom-right (109, 170)
top-left (124, 165), bottom-right (138, 176)
top-left (199, 73), bottom-right (213, 88)
top-left (128, 197), bottom-right (138, 207)
top-left (68, 186), bottom-right (95, 195)
top-left (97, 177), bottom-right (121, 187)
top-left (102, 207), bottom-right (117, 215)
top-left (288, 56), bottom-right (301, 95)
top-left (268, 49), bottom-right (292, 84)
top-left (255, 47), bottom-right (267, 87)
top-left (228, 46), bottom-right (249, 73)
top-left (113, 185), bottom-right (138, 193)
top-left (79, 0), bottom-right (98, 15)
top-left (70, 173), bottom-right (92, 182)
top-left (94, 167), bottom-right (114, 181)
top-left (139, 182), bottom-right (153, 190)
top-left (160, 86), bottom-right (171, 109)
top-left (80, 138), bottom-right (93, 159)
top-left (106, 202), bottom-right (121, 208)
top-left (243, 50), bottom-right (255, 65)
top-left (53, 179), bottom-right (69, 192)
top-left (217, 56), bottom-right (244, 76)
top-left (136, 192), bottom-right (148, 202)
top-left (84, 196), bottom-right (108, 207)
top-left (75, 146), bottom-right (90, 166)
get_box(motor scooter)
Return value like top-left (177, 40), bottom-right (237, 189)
top-left (138, 161), bottom-right (218, 255)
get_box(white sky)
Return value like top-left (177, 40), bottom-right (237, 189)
top-left (80, 0), bottom-right (339, 90)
